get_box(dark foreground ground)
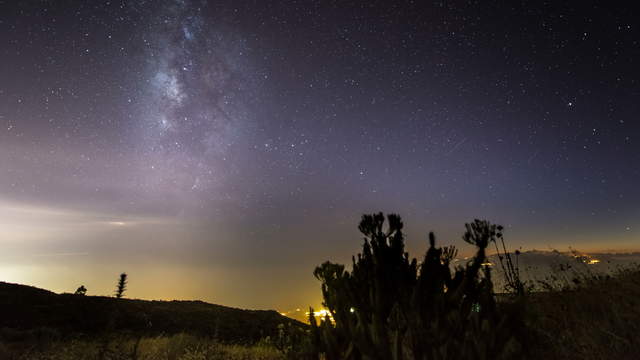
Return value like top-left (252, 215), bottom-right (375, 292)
top-left (1, 266), bottom-right (640, 359)
top-left (0, 281), bottom-right (303, 359)
top-left (524, 265), bottom-right (640, 359)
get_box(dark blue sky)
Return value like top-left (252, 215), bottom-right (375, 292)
top-left (0, 0), bottom-right (638, 310)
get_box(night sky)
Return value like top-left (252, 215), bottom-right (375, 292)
top-left (1, 1), bottom-right (638, 311)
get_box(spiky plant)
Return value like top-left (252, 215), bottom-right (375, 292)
top-left (115, 273), bottom-right (128, 299)
top-left (310, 213), bottom-right (525, 360)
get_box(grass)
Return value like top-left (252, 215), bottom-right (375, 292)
top-left (0, 333), bottom-right (286, 360)
top-left (525, 265), bottom-right (640, 359)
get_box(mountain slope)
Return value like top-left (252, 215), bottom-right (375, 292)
top-left (0, 282), bottom-right (303, 343)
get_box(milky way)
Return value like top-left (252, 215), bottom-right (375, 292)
top-left (1, 0), bottom-right (638, 310)
top-left (137, 2), bottom-right (247, 198)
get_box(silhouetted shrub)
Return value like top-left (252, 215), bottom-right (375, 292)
top-left (268, 322), bottom-right (314, 359)
top-left (310, 213), bottom-right (525, 360)
top-left (74, 285), bottom-right (87, 296)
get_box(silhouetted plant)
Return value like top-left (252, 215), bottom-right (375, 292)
top-left (115, 273), bottom-right (128, 299)
top-left (74, 285), bottom-right (87, 296)
top-left (271, 322), bottom-right (313, 359)
top-left (310, 213), bottom-right (525, 360)
top-left (483, 222), bottom-right (528, 295)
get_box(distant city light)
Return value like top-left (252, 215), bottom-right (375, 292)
top-left (572, 252), bottom-right (601, 265)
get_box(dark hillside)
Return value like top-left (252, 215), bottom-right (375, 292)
top-left (0, 282), bottom-right (303, 343)
top-left (526, 267), bottom-right (640, 359)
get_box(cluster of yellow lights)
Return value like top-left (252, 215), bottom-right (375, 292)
top-left (279, 308), bottom-right (302, 317)
top-left (317, 309), bottom-right (332, 317)
top-left (279, 307), bottom-right (355, 323)
top-left (279, 308), bottom-right (337, 322)
top-left (306, 309), bottom-right (333, 319)
top-left (573, 253), bottom-right (601, 265)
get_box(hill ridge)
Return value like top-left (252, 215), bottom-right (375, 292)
top-left (0, 281), bottom-right (304, 343)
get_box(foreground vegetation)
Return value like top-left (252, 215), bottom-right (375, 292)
top-left (0, 333), bottom-right (286, 360)
top-left (526, 265), bottom-right (640, 359)
top-left (309, 215), bottom-right (525, 359)
top-left (2, 212), bottom-right (639, 359)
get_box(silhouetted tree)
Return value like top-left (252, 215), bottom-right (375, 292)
top-left (310, 213), bottom-right (525, 360)
top-left (74, 285), bottom-right (87, 295)
top-left (115, 273), bottom-right (127, 299)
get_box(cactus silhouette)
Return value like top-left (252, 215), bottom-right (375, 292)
top-left (310, 213), bottom-right (524, 360)
top-left (115, 273), bottom-right (127, 299)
